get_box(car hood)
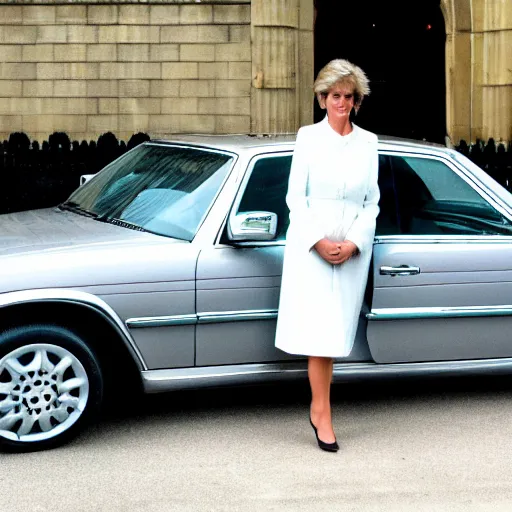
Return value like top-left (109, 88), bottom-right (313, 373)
top-left (0, 208), bottom-right (198, 293)
top-left (0, 208), bottom-right (156, 256)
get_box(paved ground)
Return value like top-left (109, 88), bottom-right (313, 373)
top-left (2, 376), bottom-right (512, 512)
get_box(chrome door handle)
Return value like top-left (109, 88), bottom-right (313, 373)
top-left (380, 265), bottom-right (420, 276)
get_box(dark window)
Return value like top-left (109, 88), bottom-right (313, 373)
top-left (376, 154), bottom-right (401, 235)
top-left (236, 154), bottom-right (292, 240)
top-left (377, 155), bottom-right (512, 236)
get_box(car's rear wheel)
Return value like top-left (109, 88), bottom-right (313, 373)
top-left (0, 325), bottom-right (103, 452)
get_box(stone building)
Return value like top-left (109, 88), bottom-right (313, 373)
top-left (0, 0), bottom-right (509, 144)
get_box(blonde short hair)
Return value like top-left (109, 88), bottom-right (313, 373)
top-left (314, 59), bottom-right (370, 112)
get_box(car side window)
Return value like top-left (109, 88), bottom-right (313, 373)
top-left (376, 154), bottom-right (401, 235)
top-left (386, 155), bottom-right (512, 236)
top-left (236, 154), bottom-right (292, 241)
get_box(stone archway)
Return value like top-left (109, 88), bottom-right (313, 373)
top-left (314, 0), bottom-right (446, 143)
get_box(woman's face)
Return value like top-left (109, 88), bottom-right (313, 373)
top-left (323, 84), bottom-right (355, 122)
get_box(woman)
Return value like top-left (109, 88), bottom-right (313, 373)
top-left (275, 59), bottom-right (380, 452)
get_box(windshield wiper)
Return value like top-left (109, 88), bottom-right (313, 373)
top-left (100, 216), bottom-right (188, 240)
top-left (59, 201), bottom-right (99, 219)
top-left (100, 216), bottom-right (151, 233)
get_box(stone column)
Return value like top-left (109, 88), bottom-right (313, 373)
top-left (442, 0), bottom-right (511, 144)
top-left (250, 0), bottom-right (314, 133)
top-left (442, 0), bottom-right (473, 144)
top-left (472, 0), bottom-right (512, 142)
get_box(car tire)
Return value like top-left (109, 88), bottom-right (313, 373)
top-left (0, 324), bottom-right (103, 452)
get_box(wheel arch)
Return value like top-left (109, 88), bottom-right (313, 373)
top-left (0, 290), bottom-right (146, 391)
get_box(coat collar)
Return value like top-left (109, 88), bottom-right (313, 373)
top-left (320, 115), bottom-right (359, 142)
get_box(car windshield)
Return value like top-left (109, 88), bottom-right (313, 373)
top-left (64, 144), bottom-right (234, 241)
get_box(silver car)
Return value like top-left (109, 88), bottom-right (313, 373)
top-left (1, 134), bottom-right (512, 451)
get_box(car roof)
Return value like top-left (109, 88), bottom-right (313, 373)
top-left (150, 132), bottom-right (448, 154)
top-left (150, 134), bottom-right (297, 152)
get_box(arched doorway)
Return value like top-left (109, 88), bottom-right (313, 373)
top-left (314, 0), bottom-right (446, 143)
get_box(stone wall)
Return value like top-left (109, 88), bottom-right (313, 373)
top-left (0, 1), bottom-right (251, 141)
top-left (0, 0), bottom-right (509, 144)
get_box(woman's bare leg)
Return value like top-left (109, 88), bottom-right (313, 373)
top-left (308, 356), bottom-right (336, 443)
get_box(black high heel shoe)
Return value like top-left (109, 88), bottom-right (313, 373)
top-left (309, 417), bottom-right (339, 452)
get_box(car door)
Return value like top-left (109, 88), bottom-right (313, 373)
top-left (367, 150), bottom-right (512, 363)
top-left (195, 151), bottom-right (296, 366)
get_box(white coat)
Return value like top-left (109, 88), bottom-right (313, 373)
top-left (275, 117), bottom-right (380, 358)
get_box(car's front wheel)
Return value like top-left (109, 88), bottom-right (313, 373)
top-left (0, 325), bottom-right (103, 452)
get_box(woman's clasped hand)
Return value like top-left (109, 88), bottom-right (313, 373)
top-left (313, 238), bottom-right (358, 265)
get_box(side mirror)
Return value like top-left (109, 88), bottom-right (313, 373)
top-left (80, 174), bottom-right (95, 186)
top-left (228, 211), bottom-right (278, 241)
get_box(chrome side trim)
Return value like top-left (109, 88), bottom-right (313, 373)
top-left (143, 362), bottom-right (306, 392)
top-left (125, 309), bottom-right (279, 328)
top-left (142, 357), bottom-right (512, 392)
top-left (230, 240), bottom-right (286, 247)
top-left (126, 314), bottom-right (198, 328)
top-left (367, 305), bottom-right (512, 321)
top-left (375, 235), bottom-right (512, 244)
top-left (227, 234), bottom-right (512, 247)
top-left (198, 309), bottom-right (278, 324)
top-left (0, 289), bottom-right (147, 370)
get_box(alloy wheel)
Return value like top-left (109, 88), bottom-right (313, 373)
top-left (0, 343), bottom-right (89, 443)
